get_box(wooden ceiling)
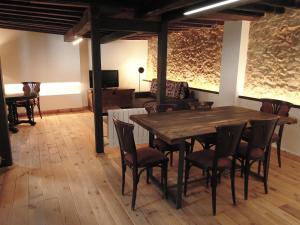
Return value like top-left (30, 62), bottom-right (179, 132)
top-left (0, 0), bottom-right (299, 43)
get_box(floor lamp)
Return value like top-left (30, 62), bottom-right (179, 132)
top-left (138, 67), bottom-right (144, 92)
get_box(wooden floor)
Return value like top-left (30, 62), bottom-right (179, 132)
top-left (1, 112), bottom-right (300, 225)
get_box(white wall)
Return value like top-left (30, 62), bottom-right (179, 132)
top-left (0, 29), bottom-right (83, 111)
top-left (94, 40), bottom-right (149, 92)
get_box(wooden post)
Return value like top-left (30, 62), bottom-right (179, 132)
top-left (156, 20), bottom-right (168, 104)
top-left (0, 59), bottom-right (12, 167)
top-left (90, 7), bottom-right (104, 153)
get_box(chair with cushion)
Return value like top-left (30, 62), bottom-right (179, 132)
top-left (145, 103), bottom-right (190, 166)
top-left (237, 118), bottom-right (278, 200)
top-left (189, 101), bottom-right (216, 151)
top-left (113, 118), bottom-right (168, 210)
top-left (184, 122), bottom-right (246, 215)
top-left (260, 99), bottom-right (292, 167)
top-left (17, 82), bottom-right (42, 119)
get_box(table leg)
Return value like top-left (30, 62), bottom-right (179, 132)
top-left (176, 141), bottom-right (185, 209)
top-left (148, 133), bottom-right (154, 178)
top-left (7, 103), bottom-right (18, 133)
top-left (25, 101), bottom-right (36, 126)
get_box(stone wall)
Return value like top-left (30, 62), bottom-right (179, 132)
top-left (243, 9), bottom-right (300, 105)
top-left (147, 26), bottom-right (223, 91)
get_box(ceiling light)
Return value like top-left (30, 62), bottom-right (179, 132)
top-left (72, 37), bottom-right (83, 45)
top-left (184, 0), bottom-right (241, 16)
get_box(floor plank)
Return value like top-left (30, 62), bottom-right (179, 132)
top-left (0, 111), bottom-right (300, 225)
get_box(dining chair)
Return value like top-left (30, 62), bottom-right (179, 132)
top-left (145, 103), bottom-right (190, 166)
top-left (184, 122), bottom-right (246, 215)
top-left (113, 118), bottom-right (168, 210)
top-left (17, 82), bottom-right (42, 118)
top-left (260, 99), bottom-right (292, 168)
top-left (189, 101), bottom-right (216, 152)
top-left (237, 118), bottom-right (278, 200)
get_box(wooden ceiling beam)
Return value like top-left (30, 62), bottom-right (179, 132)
top-left (0, 1), bottom-right (84, 13)
top-left (262, 0), bottom-right (300, 8)
top-left (0, 23), bottom-right (66, 35)
top-left (29, 0), bottom-right (89, 8)
top-left (0, 5), bottom-right (83, 18)
top-left (163, 0), bottom-right (262, 22)
top-left (100, 31), bottom-right (134, 44)
top-left (64, 8), bottom-right (90, 41)
top-left (0, 10), bottom-right (79, 22)
top-left (236, 4), bottom-right (285, 14)
top-left (94, 18), bottom-right (161, 33)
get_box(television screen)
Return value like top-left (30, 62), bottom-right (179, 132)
top-left (89, 70), bottom-right (119, 88)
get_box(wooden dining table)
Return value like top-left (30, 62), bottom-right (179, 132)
top-left (130, 106), bottom-right (297, 209)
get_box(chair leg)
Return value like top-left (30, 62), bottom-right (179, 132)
top-left (170, 151), bottom-right (173, 167)
top-left (191, 138), bottom-right (195, 152)
top-left (206, 169), bottom-right (210, 188)
top-left (147, 167), bottom-right (150, 184)
top-left (230, 160), bottom-right (236, 205)
top-left (121, 164), bottom-right (126, 195)
top-left (37, 99), bottom-right (42, 119)
top-left (211, 172), bottom-right (217, 216)
top-left (257, 160), bottom-right (262, 176)
top-left (131, 168), bottom-right (138, 210)
top-left (163, 162), bottom-right (168, 199)
top-left (240, 159), bottom-right (244, 177)
top-left (244, 160), bottom-right (250, 200)
top-left (264, 146), bottom-right (272, 194)
top-left (277, 141), bottom-right (282, 168)
top-left (184, 161), bottom-right (191, 196)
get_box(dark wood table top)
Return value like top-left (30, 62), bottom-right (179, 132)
top-left (130, 106), bottom-right (297, 144)
top-left (5, 93), bottom-right (37, 102)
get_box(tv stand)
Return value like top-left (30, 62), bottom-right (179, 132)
top-left (87, 88), bottom-right (135, 112)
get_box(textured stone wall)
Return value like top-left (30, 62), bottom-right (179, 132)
top-left (244, 9), bottom-right (300, 105)
top-left (147, 26), bottom-right (223, 91)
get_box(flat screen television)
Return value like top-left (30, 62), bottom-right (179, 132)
top-left (89, 70), bottom-right (119, 88)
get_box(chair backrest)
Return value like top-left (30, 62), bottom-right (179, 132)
top-left (113, 118), bottom-right (137, 165)
top-left (215, 122), bottom-right (247, 159)
top-left (260, 98), bottom-right (293, 117)
top-left (145, 103), bottom-right (177, 114)
top-left (22, 82), bottom-right (41, 96)
top-left (248, 118), bottom-right (279, 152)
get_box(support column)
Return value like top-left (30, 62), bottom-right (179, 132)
top-left (0, 60), bottom-right (12, 167)
top-left (219, 21), bottom-right (250, 106)
top-left (156, 21), bottom-right (168, 104)
top-left (91, 7), bottom-right (104, 153)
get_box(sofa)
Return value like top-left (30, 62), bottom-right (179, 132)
top-left (133, 79), bottom-right (196, 109)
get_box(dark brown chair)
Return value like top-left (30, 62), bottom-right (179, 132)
top-left (113, 118), bottom-right (168, 210)
top-left (237, 118), bottom-right (278, 200)
top-left (17, 82), bottom-right (42, 118)
top-left (184, 122), bottom-right (246, 215)
top-left (189, 101), bottom-right (216, 151)
top-left (260, 99), bottom-right (292, 168)
top-left (145, 103), bottom-right (190, 166)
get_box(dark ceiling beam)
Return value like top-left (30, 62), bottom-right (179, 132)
top-left (262, 0), bottom-right (300, 8)
top-left (100, 31), bottom-right (134, 44)
top-left (0, 14), bottom-right (74, 27)
top-left (0, 10), bottom-right (79, 22)
top-left (163, 0), bottom-right (262, 22)
top-left (64, 8), bottom-right (90, 42)
top-left (0, 24), bottom-right (66, 35)
top-left (140, 0), bottom-right (206, 17)
top-left (0, 1), bottom-right (84, 13)
top-left (221, 9), bottom-right (265, 17)
top-left (0, 5), bottom-right (83, 18)
top-left (94, 18), bottom-right (161, 33)
top-left (197, 12), bottom-right (263, 21)
top-left (236, 4), bottom-right (285, 14)
top-left (29, 0), bottom-right (89, 8)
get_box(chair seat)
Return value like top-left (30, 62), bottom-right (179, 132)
top-left (185, 149), bottom-right (231, 169)
top-left (153, 138), bottom-right (179, 152)
top-left (236, 141), bottom-right (265, 160)
top-left (243, 128), bottom-right (279, 143)
top-left (125, 147), bottom-right (168, 167)
top-left (195, 133), bottom-right (217, 146)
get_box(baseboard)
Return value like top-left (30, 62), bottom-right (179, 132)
top-left (18, 106), bottom-right (89, 117)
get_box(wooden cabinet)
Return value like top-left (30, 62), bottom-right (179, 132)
top-left (87, 88), bottom-right (135, 112)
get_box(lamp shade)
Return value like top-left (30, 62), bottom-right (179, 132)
top-left (138, 67), bottom-right (144, 74)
